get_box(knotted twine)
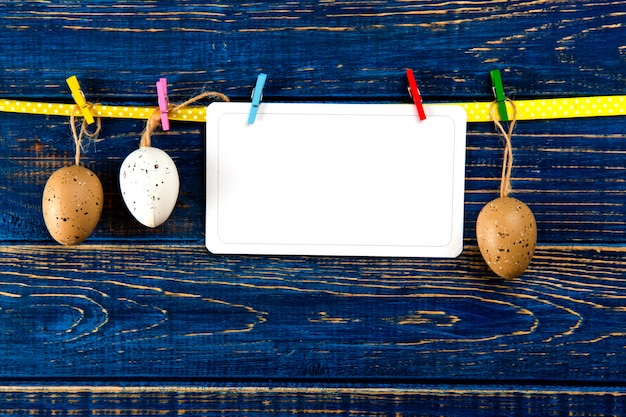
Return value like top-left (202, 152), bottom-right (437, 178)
top-left (140, 91), bottom-right (230, 148)
top-left (489, 99), bottom-right (517, 198)
top-left (70, 105), bottom-right (101, 166)
top-left (67, 90), bottom-right (230, 162)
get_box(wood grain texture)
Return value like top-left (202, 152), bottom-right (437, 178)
top-left (0, 384), bottom-right (623, 416)
top-left (1, 1), bottom-right (626, 414)
top-left (0, 244), bottom-right (622, 383)
top-left (1, 1), bottom-right (626, 100)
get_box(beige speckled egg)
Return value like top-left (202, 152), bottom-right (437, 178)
top-left (476, 196), bottom-right (537, 278)
top-left (42, 165), bottom-right (104, 245)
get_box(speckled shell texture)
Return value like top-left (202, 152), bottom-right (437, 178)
top-left (119, 146), bottom-right (180, 228)
top-left (42, 165), bottom-right (104, 245)
top-left (476, 196), bottom-right (537, 279)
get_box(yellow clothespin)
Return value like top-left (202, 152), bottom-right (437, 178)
top-left (66, 75), bottom-right (95, 124)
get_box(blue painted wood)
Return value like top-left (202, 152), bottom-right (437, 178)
top-left (1, 113), bottom-right (625, 245)
top-left (0, 383), bottom-right (623, 416)
top-left (0, 245), bottom-right (622, 383)
top-left (1, 1), bottom-right (626, 414)
top-left (1, 2), bottom-right (626, 100)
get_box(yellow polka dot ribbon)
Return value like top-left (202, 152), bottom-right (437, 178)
top-left (458, 95), bottom-right (626, 122)
top-left (0, 100), bottom-right (206, 122)
top-left (1, 96), bottom-right (626, 123)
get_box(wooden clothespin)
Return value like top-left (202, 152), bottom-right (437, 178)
top-left (248, 73), bottom-right (267, 124)
top-left (66, 75), bottom-right (95, 125)
top-left (156, 78), bottom-right (170, 131)
top-left (406, 69), bottom-right (426, 121)
top-left (490, 69), bottom-right (509, 122)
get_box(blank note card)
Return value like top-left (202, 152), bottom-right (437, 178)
top-left (206, 103), bottom-right (467, 257)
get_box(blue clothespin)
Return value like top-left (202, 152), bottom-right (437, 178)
top-left (248, 73), bottom-right (267, 124)
top-left (490, 69), bottom-right (509, 122)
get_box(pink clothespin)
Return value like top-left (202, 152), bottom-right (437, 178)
top-left (156, 78), bottom-right (170, 131)
top-left (406, 69), bottom-right (426, 121)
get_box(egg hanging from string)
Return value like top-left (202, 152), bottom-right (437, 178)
top-left (476, 100), bottom-right (537, 278)
top-left (42, 93), bottom-right (104, 246)
top-left (118, 79), bottom-right (229, 228)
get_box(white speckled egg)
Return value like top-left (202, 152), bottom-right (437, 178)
top-left (119, 146), bottom-right (179, 228)
top-left (42, 165), bottom-right (103, 245)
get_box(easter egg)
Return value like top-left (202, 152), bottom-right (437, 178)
top-left (476, 196), bottom-right (537, 278)
top-left (119, 146), bottom-right (179, 228)
top-left (42, 165), bottom-right (104, 245)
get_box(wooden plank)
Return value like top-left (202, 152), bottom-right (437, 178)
top-left (1, 1), bottom-right (626, 412)
top-left (1, 2), bottom-right (625, 245)
top-left (0, 1), bottom-right (625, 100)
top-left (1, 113), bottom-right (624, 245)
top-left (0, 384), bottom-right (623, 416)
top-left (0, 244), bottom-right (624, 381)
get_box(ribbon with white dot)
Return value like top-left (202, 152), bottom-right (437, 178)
top-left (1, 96), bottom-right (626, 123)
top-left (459, 96), bottom-right (626, 122)
top-left (0, 100), bottom-right (206, 122)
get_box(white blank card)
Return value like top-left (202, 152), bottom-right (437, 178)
top-left (206, 102), bottom-right (466, 257)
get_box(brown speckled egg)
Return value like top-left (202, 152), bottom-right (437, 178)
top-left (42, 165), bottom-right (104, 245)
top-left (476, 196), bottom-right (537, 278)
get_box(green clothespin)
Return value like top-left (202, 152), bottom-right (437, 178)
top-left (490, 69), bottom-right (508, 122)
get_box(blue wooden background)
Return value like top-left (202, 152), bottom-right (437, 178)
top-left (1, 1), bottom-right (626, 415)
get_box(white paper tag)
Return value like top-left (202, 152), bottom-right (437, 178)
top-left (206, 102), bottom-right (466, 257)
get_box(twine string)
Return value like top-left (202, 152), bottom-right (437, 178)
top-left (489, 99), bottom-right (517, 198)
top-left (140, 91), bottom-right (230, 148)
top-left (69, 105), bottom-right (102, 166)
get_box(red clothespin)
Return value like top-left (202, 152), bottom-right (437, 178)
top-left (156, 78), bottom-right (170, 131)
top-left (406, 69), bottom-right (426, 121)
